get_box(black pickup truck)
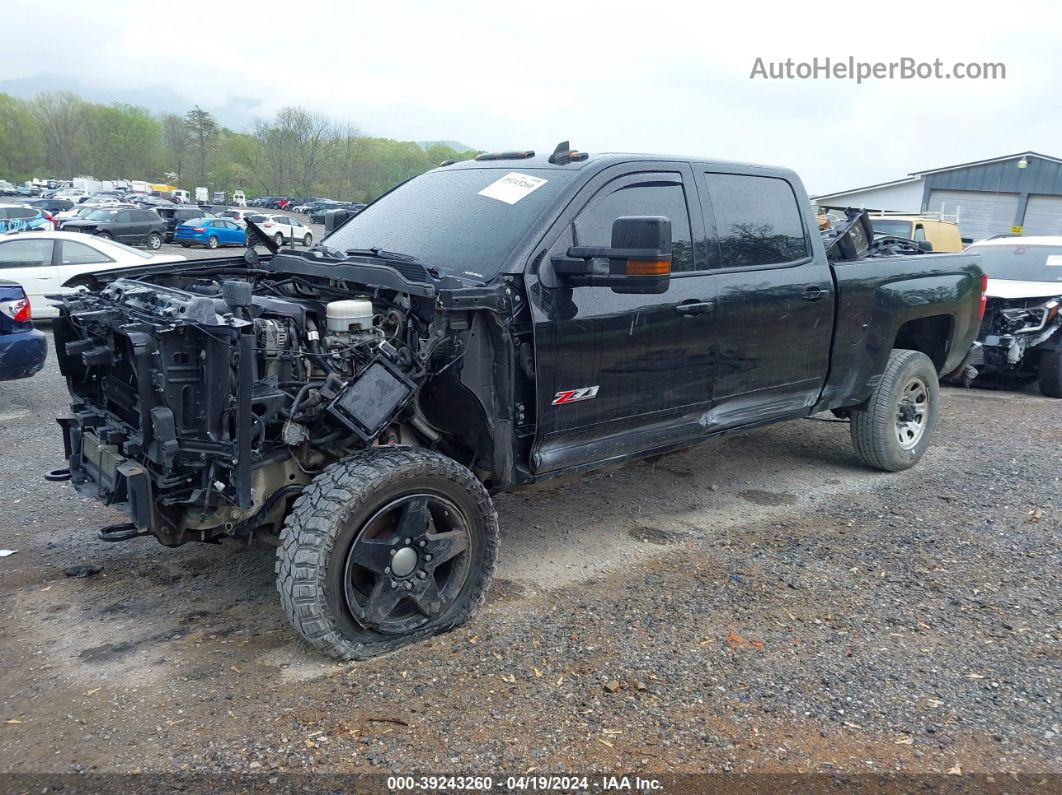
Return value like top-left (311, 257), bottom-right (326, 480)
top-left (51, 144), bottom-right (984, 659)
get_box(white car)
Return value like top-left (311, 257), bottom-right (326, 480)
top-left (215, 208), bottom-right (261, 226)
top-left (0, 231), bottom-right (187, 318)
top-left (246, 213), bottom-right (314, 246)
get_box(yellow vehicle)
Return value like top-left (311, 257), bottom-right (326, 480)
top-left (869, 214), bottom-right (964, 253)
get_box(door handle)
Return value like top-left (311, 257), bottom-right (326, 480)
top-left (676, 300), bottom-right (714, 317)
top-left (801, 286), bottom-right (826, 302)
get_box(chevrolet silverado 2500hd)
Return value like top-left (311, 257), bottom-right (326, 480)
top-left (52, 144), bottom-right (985, 659)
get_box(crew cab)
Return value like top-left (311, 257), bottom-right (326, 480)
top-left (51, 144), bottom-right (983, 660)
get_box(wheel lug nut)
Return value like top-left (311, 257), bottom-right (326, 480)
top-left (424, 554), bottom-right (432, 561)
top-left (384, 567), bottom-right (391, 575)
top-left (416, 571), bottom-right (426, 579)
top-left (404, 538), bottom-right (412, 544)
top-left (418, 539), bottom-right (427, 547)
top-left (391, 582), bottom-right (399, 590)
top-left (404, 582), bottom-right (414, 591)
top-left (390, 549), bottom-right (396, 557)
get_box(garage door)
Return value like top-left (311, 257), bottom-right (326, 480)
top-left (927, 190), bottom-right (1019, 242)
top-left (1021, 195), bottom-right (1062, 236)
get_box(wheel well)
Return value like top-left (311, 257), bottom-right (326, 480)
top-left (893, 315), bottom-right (952, 371)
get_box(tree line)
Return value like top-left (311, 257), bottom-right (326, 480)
top-left (0, 91), bottom-right (477, 201)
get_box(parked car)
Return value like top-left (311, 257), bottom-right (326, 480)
top-left (215, 208), bottom-right (260, 226)
top-left (869, 214), bottom-right (964, 253)
top-left (0, 204), bottom-right (53, 232)
top-left (60, 207), bottom-right (168, 249)
top-left (174, 217), bottom-right (246, 249)
top-left (50, 147), bottom-right (984, 660)
top-left (22, 198), bottom-right (75, 215)
top-left (15, 184), bottom-right (39, 197)
top-left (309, 204), bottom-right (343, 224)
top-left (154, 206), bottom-right (215, 242)
top-left (0, 180), bottom-right (18, 196)
top-left (0, 280), bottom-right (47, 380)
top-left (246, 213), bottom-right (313, 246)
top-left (963, 236), bottom-right (1062, 396)
top-left (55, 203), bottom-right (135, 226)
top-left (0, 231), bottom-right (186, 318)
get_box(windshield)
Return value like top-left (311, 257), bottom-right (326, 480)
top-left (871, 219), bottom-right (914, 238)
top-left (966, 243), bottom-right (1062, 283)
top-left (324, 168), bottom-right (575, 280)
top-left (86, 210), bottom-right (117, 220)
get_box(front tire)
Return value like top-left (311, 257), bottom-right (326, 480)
top-left (274, 232), bottom-right (284, 246)
top-left (850, 349), bottom-right (940, 472)
top-left (95, 231), bottom-right (112, 240)
top-left (276, 448), bottom-right (499, 660)
top-left (207, 235), bottom-right (219, 250)
top-left (1039, 348), bottom-right (1062, 397)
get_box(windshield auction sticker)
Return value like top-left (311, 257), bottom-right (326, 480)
top-left (478, 172), bottom-right (548, 204)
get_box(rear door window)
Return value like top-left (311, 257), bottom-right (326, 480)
top-left (0, 238), bottom-right (54, 267)
top-left (702, 173), bottom-right (809, 268)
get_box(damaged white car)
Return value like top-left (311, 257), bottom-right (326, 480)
top-left (965, 236), bottom-right (1062, 397)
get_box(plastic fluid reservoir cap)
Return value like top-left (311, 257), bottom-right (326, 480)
top-left (326, 299), bottom-right (374, 332)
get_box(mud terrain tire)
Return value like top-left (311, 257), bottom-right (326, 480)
top-left (276, 447), bottom-right (498, 660)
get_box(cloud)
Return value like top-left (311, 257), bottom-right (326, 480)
top-left (2, 0), bottom-right (1060, 193)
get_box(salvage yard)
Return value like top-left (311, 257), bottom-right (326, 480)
top-left (0, 350), bottom-right (1058, 776)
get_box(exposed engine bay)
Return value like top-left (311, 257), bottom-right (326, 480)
top-left (978, 294), bottom-right (1061, 372)
top-left (52, 251), bottom-right (517, 546)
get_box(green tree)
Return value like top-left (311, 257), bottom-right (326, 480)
top-left (160, 112), bottom-right (191, 181)
top-left (31, 91), bottom-right (84, 176)
top-left (0, 94), bottom-right (45, 179)
top-left (185, 105), bottom-right (219, 187)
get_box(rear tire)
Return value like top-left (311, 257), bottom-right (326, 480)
top-left (146, 232), bottom-right (162, 250)
top-left (1039, 348), bottom-right (1062, 397)
top-left (303, 233), bottom-right (313, 246)
top-left (850, 349), bottom-right (940, 472)
top-left (276, 448), bottom-right (498, 660)
top-left (180, 242), bottom-right (191, 248)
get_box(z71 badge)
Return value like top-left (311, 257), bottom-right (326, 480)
top-left (552, 386), bottom-right (599, 405)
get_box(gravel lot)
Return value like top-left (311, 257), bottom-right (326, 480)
top-left (0, 342), bottom-right (1058, 777)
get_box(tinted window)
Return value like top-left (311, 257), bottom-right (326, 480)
top-left (574, 177), bottom-right (694, 273)
top-left (325, 168), bottom-right (577, 280)
top-left (113, 211), bottom-right (131, 223)
top-left (8, 208), bottom-right (37, 220)
top-left (704, 173), bottom-right (808, 268)
top-left (0, 238), bottom-right (53, 267)
top-left (134, 210), bottom-right (157, 222)
top-left (61, 240), bottom-right (112, 265)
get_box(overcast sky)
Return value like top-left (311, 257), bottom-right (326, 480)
top-left (4, 1), bottom-right (1060, 194)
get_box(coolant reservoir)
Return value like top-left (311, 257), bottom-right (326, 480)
top-left (326, 299), bottom-right (374, 333)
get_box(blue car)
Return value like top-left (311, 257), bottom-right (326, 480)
top-left (0, 204), bottom-right (53, 233)
top-left (174, 218), bottom-right (246, 249)
top-left (0, 280), bottom-right (47, 381)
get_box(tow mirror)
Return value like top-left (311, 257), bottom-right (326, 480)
top-left (550, 216), bottom-right (672, 294)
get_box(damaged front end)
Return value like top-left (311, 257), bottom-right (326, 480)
top-left (52, 249), bottom-right (511, 547)
top-left (976, 295), bottom-right (1061, 377)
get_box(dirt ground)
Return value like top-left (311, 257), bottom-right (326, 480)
top-left (0, 344), bottom-right (1058, 780)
